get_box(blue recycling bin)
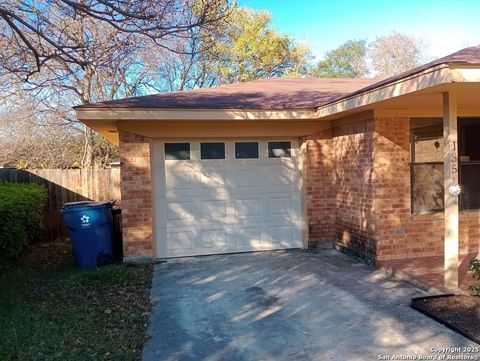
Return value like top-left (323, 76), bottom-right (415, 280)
top-left (61, 201), bottom-right (114, 269)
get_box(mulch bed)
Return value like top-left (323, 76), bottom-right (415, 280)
top-left (411, 294), bottom-right (480, 344)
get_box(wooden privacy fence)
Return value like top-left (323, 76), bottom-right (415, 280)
top-left (0, 168), bottom-right (121, 241)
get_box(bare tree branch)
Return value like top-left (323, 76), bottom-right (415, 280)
top-left (0, 0), bottom-right (232, 75)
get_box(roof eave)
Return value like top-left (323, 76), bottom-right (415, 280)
top-left (75, 107), bottom-right (318, 121)
top-left (315, 63), bottom-right (480, 118)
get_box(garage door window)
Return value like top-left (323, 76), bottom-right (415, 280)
top-left (201, 142), bottom-right (225, 159)
top-left (268, 141), bottom-right (291, 158)
top-left (165, 143), bottom-right (190, 160)
top-left (235, 142), bottom-right (259, 159)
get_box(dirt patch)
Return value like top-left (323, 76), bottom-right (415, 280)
top-left (411, 294), bottom-right (480, 344)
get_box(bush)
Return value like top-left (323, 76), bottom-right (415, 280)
top-left (0, 182), bottom-right (47, 262)
top-left (469, 258), bottom-right (480, 296)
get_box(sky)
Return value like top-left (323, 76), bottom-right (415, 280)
top-left (237, 0), bottom-right (480, 62)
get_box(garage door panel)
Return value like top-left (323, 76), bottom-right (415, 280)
top-left (233, 225), bottom-right (263, 250)
top-left (166, 201), bottom-right (197, 221)
top-left (199, 169), bottom-right (225, 188)
top-left (234, 198), bottom-right (263, 218)
top-left (200, 229), bottom-right (227, 249)
top-left (268, 225), bottom-right (294, 246)
top-left (165, 171), bottom-right (194, 190)
top-left (200, 199), bottom-right (228, 219)
top-left (228, 168), bottom-right (264, 188)
top-left (268, 197), bottom-right (293, 216)
top-left (163, 228), bottom-right (196, 252)
top-left (267, 168), bottom-right (296, 186)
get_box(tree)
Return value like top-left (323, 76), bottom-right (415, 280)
top-left (0, 93), bottom-right (82, 168)
top-left (369, 32), bottom-right (425, 77)
top-left (1, 15), bottom-right (155, 167)
top-left (147, 7), bottom-right (310, 89)
top-left (0, 0), bottom-right (230, 76)
top-left (0, 4), bottom-right (310, 168)
top-left (310, 40), bottom-right (367, 78)
top-left (211, 8), bottom-right (310, 83)
top-left (0, 1), bottom-right (231, 168)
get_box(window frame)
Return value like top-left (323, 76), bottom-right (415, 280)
top-left (164, 142), bottom-right (191, 161)
top-left (410, 117), bottom-right (480, 213)
top-left (234, 141), bottom-right (259, 159)
top-left (200, 142), bottom-right (226, 160)
top-left (267, 141), bottom-right (292, 159)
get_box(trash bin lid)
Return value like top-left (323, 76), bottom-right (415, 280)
top-left (62, 201), bottom-right (95, 208)
top-left (62, 200), bottom-right (115, 211)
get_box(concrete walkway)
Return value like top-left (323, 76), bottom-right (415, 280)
top-left (143, 248), bottom-right (478, 361)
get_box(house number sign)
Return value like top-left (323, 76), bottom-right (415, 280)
top-left (448, 140), bottom-right (461, 197)
top-left (451, 140), bottom-right (457, 175)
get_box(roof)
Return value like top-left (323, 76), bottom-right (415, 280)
top-left (75, 78), bottom-right (378, 110)
top-left (76, 46), bottom-right (480, 111)
top-left (333, 45), bottom-right (480, 103)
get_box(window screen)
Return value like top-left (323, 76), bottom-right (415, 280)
top-left (165, 143), bottom-right (190, 160)
top-left (268, 141), bottom-right (291, 158)
top-left (235, 142), bottom-right (259, 159)
top-left (459, 118), bottom-right (480, 209)
top-left (201, 142), bottom-right (225, 159)
top-left (410, 122), bottom-right (444, 213)
top-left (410, 118), bottom-right (480, 212)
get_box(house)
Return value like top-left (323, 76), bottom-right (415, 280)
top-left (75, 46), bottom-right (480, 289)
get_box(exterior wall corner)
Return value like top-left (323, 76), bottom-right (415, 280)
top-left (119, 130), bottom-right (154, 258)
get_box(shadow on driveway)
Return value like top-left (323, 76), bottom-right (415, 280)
top-left (143, 249), bottom-right (477, 361)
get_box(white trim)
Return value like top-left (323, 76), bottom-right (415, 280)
top-left (443, 91), bottom-right (460, 290)
top-left (76, 108), bottom-right (317, 121)
top-left (316, 65), bottom-right (453, 118)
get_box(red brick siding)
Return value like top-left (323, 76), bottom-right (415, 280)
top-left (305, 118), bottom-right (377, 257)
top-left (373, 117), bottom-right (480, 261)
top-left (304, 129), bottom-right (336, 241)
top-left (306, 115), bottom-right (480, 262)
top-left (119, 131), bottom-right (153, 257)
top-left (332, 119), bottom-right (377, 257)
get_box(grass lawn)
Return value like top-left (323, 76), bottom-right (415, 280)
top-left (0, 241), bottom-right (153, 361)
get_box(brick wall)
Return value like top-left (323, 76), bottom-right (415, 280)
top-left (332, 119), bottom-right (377, 257)
top-left (373, 117), bottom-right (480, 261)
top-left (119, 131), bottom-right (153, 258)
top-left (373, 117), bottom-right (416, 260)
top-left (304, 129), bottom-right (336, 241)
top-left (305, 118), bottom-right (378, 258)
top-left (306, 115), bottom-right (480, 262)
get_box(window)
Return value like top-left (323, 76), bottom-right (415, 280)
top-left (235, 142), bottom-right (259, 159)
top-left (459, 118), bottom-right (480, 209)
top-left (201, 142), bottom-right (225, 159)
top-left (410, 118), bottom-right (480, 212)
top-left (411, 122), bottom-right (444, 213)
top-left (268, 141), bottom-right (291, 158)
top-left (165, 143), bottom-right (190, 160)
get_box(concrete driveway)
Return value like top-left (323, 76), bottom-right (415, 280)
top-left (143, 248), bottom-right (478, 361)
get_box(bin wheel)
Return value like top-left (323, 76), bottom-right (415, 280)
top-left (97, 252), bottom-right (113, 267)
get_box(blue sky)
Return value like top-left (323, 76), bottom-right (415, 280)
top-left (237, 0), bottom-right (480, 61)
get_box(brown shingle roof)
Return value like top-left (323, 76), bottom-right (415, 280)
top-left (76, 78), bottom-right (377, 110)
top-left (76, 46), bottom-right (480, 111)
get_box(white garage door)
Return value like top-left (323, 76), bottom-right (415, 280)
top-left (152, 139), bottom-right (303, 258)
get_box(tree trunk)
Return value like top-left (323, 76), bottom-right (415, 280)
top-left (81, 125), bottom-right (95, 168)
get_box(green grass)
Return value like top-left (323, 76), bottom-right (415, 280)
top-left (0, 242), bottom-right (153, 361)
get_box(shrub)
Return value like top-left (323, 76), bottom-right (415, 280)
top-left (0, 182), bottom-right (47, 262)
top-left (469, 258), bottom-right (480, 296)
